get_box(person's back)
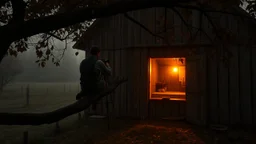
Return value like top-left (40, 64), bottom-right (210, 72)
top-left (78, 46), bottom-right (112, 99)
top-left (79, 55), bottom-right (98, 95)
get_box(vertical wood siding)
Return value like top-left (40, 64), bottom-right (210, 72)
top-left (79, 7), bottom-right (256, 126)
top-left (205, 12), bottom-right (256, 126)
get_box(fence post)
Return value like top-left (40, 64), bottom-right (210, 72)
top-left (26, 84), bottom-right (30, 106)
top-left (46, 87), bottom-right (48, 94)
top-left (78, 112), bottom-right (82, 120)
top-left (23, 131), bottom-right (28, 144)
top-left (55, 121), bottom-right (60, 133)
top-left (0, 76), bottom-right (3, 92)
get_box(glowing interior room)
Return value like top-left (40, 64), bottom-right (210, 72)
top-left (149, 58), bottom-right (186, 100)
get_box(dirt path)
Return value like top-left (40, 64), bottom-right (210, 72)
top-left (50, 119), bottom-right (256, 144)
top-left (1, 116), bottom-right (256, 144)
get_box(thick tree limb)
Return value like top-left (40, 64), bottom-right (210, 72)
top-left (10, 0), bottom-right (26, 23)
top-left (1, 0), bottom-right (191, 41)
top-left (0, 78), bottom-right (127, 125)
top-left (0, 0), bottom-right (191, 61)
top-left (0, 0), bottom-right (253, 62)
top-left (4, 0), bottom-right (251, 42)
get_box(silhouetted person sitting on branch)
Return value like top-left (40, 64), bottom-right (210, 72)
top-left (76, 46), bottom-right (112, 111)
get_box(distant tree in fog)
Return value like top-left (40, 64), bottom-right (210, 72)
top-left (0, 56), bottom-right (23, 91)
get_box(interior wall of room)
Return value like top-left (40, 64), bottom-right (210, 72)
top-left (151, 58), bottom-right (186, 92)
top-left (150, 58), bottom-right (158, 94)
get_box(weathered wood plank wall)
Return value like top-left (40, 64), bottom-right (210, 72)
top-left (80, 7), bottom-right (256, 126)
top-left (82, 8), bottom-right (208, 120)
top-left (205, 11), bottom-right (256, 126)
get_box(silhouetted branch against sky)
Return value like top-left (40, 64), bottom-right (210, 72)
top-left (0, 0), bottom-right (254, 66)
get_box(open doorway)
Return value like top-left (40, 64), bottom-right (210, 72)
top-left (149, 58), bottom-right (186, 100)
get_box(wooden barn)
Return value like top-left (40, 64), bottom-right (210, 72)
top-left (73, 6), bottom-right (256, 126)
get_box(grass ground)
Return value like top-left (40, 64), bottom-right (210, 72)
top-left (0, 82), bottom-right (80, 144)
top-left (0, 83), bottom-right (256, 144)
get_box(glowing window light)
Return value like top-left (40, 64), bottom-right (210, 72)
top-left (173, 67), bottom-right (178, 73)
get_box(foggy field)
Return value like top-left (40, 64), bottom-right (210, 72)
top-left (0, 82), bottom-right (82, 144)
top-left (0, 82), bottom-right (81, 113)
top-left (0, 82), bottom-right (208, 144)
top-left (0, 83), bottom-right (255, 144)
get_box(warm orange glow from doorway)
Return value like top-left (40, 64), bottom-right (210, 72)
top-left (149, 58), bottom-right (186, 100)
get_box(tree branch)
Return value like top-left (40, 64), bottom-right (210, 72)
top-left (175, 3), bottom-right (255, 20)
top-left (0, 0), bottom-right (253, 62)
top-left (0, 0), bottom-right (191, 42)
top-left (123, 13), bottom-right (164, 40)
top-left (46, 32), bottom-right (66, 41)
top-left (170, 7), bottom-right (213, 43)
top-left (0, 78), bottom-right (127, 125)
top-left (2, 0), bottom-right (253, 42)
top-left (0, 0), bottom-right (190, 62)
top-left (10, 0), bottom-right (26, 24)
top-left (202, 11), bottom-right (222, 41)
top-left (55, 39), bottom-right (68, 62)
top-left (46, 27), bottom-right (78, 41)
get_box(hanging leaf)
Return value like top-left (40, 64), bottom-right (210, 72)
top-left (41, 61), bottom-right (46, 67)
top-left (45, 49), bottom-right (51, 55)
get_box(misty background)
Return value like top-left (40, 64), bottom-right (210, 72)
top-left (1, 40), bottom-right (85, 83)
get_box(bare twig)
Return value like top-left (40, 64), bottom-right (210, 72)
top-left (175, 3), bottom-right (255, 20)
top-left (170, 7), bottom-right (193, 39)
top-left (46, 32), bottom-right (66, 41)
top-left (202, 11), bottom-right (233, 63)
top-left (57, 39), bottom-right (68, 62)
top-left (170, 7), bottom-right (213, 43)
top-left (202, 12), bottom-right (222, 40)
top-left (124, 13), bottom-right (164, 40)
top-left (123, 13), bottom-right (174, 45)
